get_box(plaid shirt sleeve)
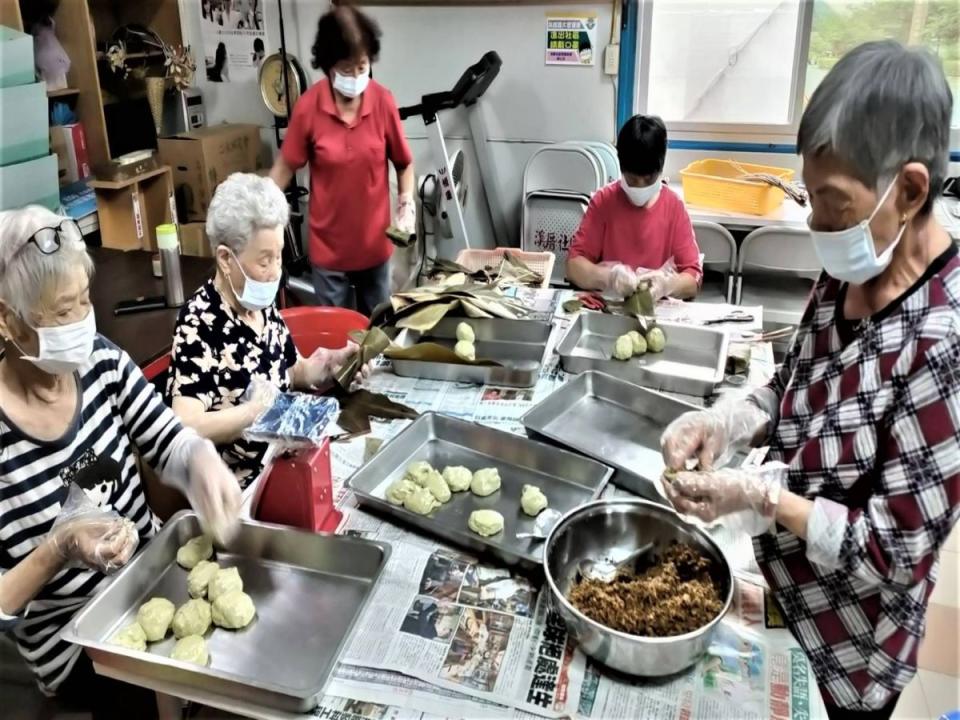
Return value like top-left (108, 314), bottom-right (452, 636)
top-left (806, 331), bottom-right (960, 590)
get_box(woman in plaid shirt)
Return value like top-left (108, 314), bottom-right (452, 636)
top-left (661, 41), bottom-right (958, 720)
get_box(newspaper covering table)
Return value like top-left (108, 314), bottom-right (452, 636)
top-left (195, 292), bottom-right (822, 720)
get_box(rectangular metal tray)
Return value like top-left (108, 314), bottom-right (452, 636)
top-left (387, 317), bottom-right (552, 388)
top-left (521, 371), bottom-right (700, 501)
top-left (63, 513), bottom-right (389, 713)
top-left (346, 412), bottom-right (612, 570)
top-left (556, 313), bottom-right (729, 397)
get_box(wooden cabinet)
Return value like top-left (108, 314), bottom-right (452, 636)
top-left (89, 165), bottom-right (174, 251)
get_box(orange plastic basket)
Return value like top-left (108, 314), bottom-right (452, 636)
top-left (455, 248), bottom-right (555, 289)
top-left (680, 159), bottom-right (795, 216)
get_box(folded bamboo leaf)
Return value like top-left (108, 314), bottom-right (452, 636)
top-left (395, 300), bottom-right (459, 332)
top-left (458, 299), bottom-right (495, 318)
top-left (386, 342), bottom-right (503, 367)
top-left (562, 298), bottom-right (583, 314)
top-left (623, 284), bottom-right (655, 317)
top-left (335, 327), bottom-right (391, 389)
top-left (439, 272), bottom-right (468, 288)
top-left (336, 389), bottom-right (418, 435)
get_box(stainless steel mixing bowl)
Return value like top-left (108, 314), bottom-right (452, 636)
top-left (543, 499), bottom-right (733, 677)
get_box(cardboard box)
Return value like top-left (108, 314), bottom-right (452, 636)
top-left (0, 26), bottom-right (34, 88)
top-left (178, 222), bottom-right (212, 258)
top-left (158, 124), bottom-right (261, 222)
top-left (0, 83), bottom-right (48, 166)
top-left (50, 123), bottom-right (91, 185)
top-left (0, 154), bottom-right (60, 211)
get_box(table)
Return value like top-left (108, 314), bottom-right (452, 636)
top-left (89, 248), bottom-right (213, 367)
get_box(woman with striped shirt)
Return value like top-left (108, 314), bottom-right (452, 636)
top-left (0, 206), bottom-right (241, 716)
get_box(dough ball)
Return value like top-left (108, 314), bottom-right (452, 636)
top-left (470, 468), bottom-right (501, 497)
top-left (207, 567), bottom-right (243, 602)
top-left (187, 560), bottom-right (220, 599)
top-left (468, 510), bottom-right (504, 537)
top-left (423, 469), bottom-right (451, 503)
top-left (176, 535), bottom-right (213, 570)
top-left (211, 590), bottom-right (256, 630)
top-left (628, 330), bottom-right (647, 355)
top-left (520, 484), bottom-right (548, 516)
top-left (454, 340), bottom-right (476, 362)
top-left (172, 598), bottom-right (212, 639)
top-left (613, 334), bottom-right (634, 361)
top-left (110, 622), bottom-right (147, 652)
top-left (442, 466), bottom-right (473, 493)
top-left (456, 322), bottom-right (475, 343)
top-left (170, 635), bottom-right (209, 665)
top-left (403, 486), bottom-right (440, 515)
top-left (136, 597), bottom-right (175, 642)
top-left (404, 461), bottom-right (435, 486)
top-left (645, 327), bottom-right (666, 353)
top-left (386, 478), bottom-right (418, 506)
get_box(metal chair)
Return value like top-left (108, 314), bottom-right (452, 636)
top-left (692, 221), bottom-right (737, 304)
top-left (736, 226), bottom-right (820, 327)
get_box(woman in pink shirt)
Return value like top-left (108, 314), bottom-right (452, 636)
top-left (566, 115), bottom-right (702, 300)
top-left (270, 5), bottom-right (415, 315)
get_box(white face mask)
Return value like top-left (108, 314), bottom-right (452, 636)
top-left (620, 177), bottom-right (661, 207)
top-left (808, 176), bottom-right (905, 285)
top-left (333, 70), bottom-right (369, 99)
top-left (14, 309), bottom-right (97, 375)
top-left (225, 248), bottom-right (280, 312)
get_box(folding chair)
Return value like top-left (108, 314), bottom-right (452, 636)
top-left (692, 221), bottom-right (737, 304)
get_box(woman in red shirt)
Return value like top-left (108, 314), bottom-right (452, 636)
top-left (270, 5), bottom-right (415, 315)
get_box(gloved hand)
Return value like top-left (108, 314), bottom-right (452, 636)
top-left (637, 270), bottom-right (673, 300)
top-left (242, 377), bottom-right (279, 423)
top-left (180, 436), bottom-right (242, 544)
top-left (604, 263), bottom-right (639, 297)
top-left (660, 397), bottom-right (771, 471)
top-left (662, 463), bottom-right (787, 536)
top-left (303, 341), bottom-right (372, 388)
top-left (47, 516), bottom-right (139, 574)
top-left (396, 193), bottom-right (416, 236)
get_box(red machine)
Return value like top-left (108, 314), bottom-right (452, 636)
top-left (253, 440), bottom-right (342, 533)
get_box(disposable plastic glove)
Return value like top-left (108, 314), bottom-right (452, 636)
top-left (396, 193), bottom-right (417, 236)
top-left (48, 517), bottom-right (139, 574)
top-left (604, 264), bottom-right (639, 297)
top-left (662, 463), bottom-right (788, 536)
top-left (165, 435), bottom-right (242, 544)
top-left (242, 377), bottom-right (279, 419)
top-left (660, 396), bottom-right (771, 471)
top-left (637, 270), bottom-right (673, 300)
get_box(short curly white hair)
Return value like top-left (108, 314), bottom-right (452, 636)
top-left (0, 205), bottom-right (93, 318)
top-left (205, 172), bottom-right (290, 255)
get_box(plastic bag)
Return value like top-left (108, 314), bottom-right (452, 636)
top-left (244, 391), bottom-right (340, 447)
top-left (49, 484), bottom-right (139, 574)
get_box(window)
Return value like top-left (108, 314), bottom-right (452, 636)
top-left (641, 0), bottom-right (807, 128)
top-left (806, 1), bottom-right (960, 127)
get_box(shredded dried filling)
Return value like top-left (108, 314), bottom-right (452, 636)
top-left (568, 543), bottom-right (723, 637)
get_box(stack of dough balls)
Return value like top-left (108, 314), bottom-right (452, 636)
top-left (454, 322), bottom-right (476, 362)
top-left (613, 327), bottom-right (666, 361)
top-left (109, 535), bottom-right (257, 666)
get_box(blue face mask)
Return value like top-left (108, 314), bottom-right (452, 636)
top-left (226, 248), bottom-right (280, 311)
top-left (620, 177), bottom-right (661, 207)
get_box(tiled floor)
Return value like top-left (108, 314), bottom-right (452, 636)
top-left (894, 524), bottom-right (960, 719)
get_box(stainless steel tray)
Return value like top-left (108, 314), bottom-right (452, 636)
top-left (387, 317), bottom-right (552, 388)
top-left (522, 371), bottom-right (699, 500)
top-left (63, 513), bottom-right (389, 712)
top-left (347, 412), bottom-right (612, 570)
top-left (556, 314), bottom-right (729, 397)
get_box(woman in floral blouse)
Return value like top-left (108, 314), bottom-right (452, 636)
top-left (661, 42), bottom-right (958, 719)
top-left (167, 173), bottom-right (364, 487)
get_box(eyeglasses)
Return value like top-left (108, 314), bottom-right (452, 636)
top-left (26, 220), bottom-right (83, 255)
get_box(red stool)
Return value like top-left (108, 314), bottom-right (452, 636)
top-left (280, 306), bottom-right (368, 356)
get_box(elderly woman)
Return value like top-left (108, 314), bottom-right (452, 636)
top-left (0, 206), bottom-right (239, 714)
top-left (269, 4), bottom-right (415, 314)
top-left (168, 173), bottom-right (364, 487)
top-left (660, 42), bottom-right (958, 719)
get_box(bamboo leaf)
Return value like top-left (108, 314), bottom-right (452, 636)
top-left (395, 300), bottom-right (459, 332)
top-left (562, 298), bottom-right (583, 314)
top-left (336, 389), bottom-right (418, 435)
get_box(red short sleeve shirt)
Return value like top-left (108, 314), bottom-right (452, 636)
top-left (281, 78), bottom-right (413, 272)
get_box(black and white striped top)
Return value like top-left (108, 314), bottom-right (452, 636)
top-left (0, 336), bottom-right (186, 694)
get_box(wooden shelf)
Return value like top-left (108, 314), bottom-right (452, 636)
top-left (89, 165), bottom-right (170, 191)
top-left (47, 87), bottom-right (81, 98)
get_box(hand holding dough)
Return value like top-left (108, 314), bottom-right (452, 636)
top-left (187, 560), bottom-right (220, 599)
top-left (212, 590), bottom-right (256, 629)
top-left (111, 622), bottom-right (147, 651)
top-left (470, 468), bottom-right (501, 497)
top-left (520, 484), bottom-right (548, 516)
top-left (171, 635), bottom-right (209, 665)
top-left (176, 535), bottom-right (214, 569)
top-left (172, 598), bottom-right (212, 639)
top-left (442, 466), bottom-right (472, 492)
top-left (468, 510), bottom-right (504, 537)
top-left (136, 597), bottom-right (175, 642)
top-left (207, 567), bottom-right (243, 602)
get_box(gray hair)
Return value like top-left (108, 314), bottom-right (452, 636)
top-left (205, 172), bottom-right (290, 254)
top-left (0, 205), bottom-right (94, 318)
top-left (798, 40), bottom-right (952, 214)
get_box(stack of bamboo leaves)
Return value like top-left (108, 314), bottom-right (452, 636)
top-left (428, 252), bottom-right (545, 288)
